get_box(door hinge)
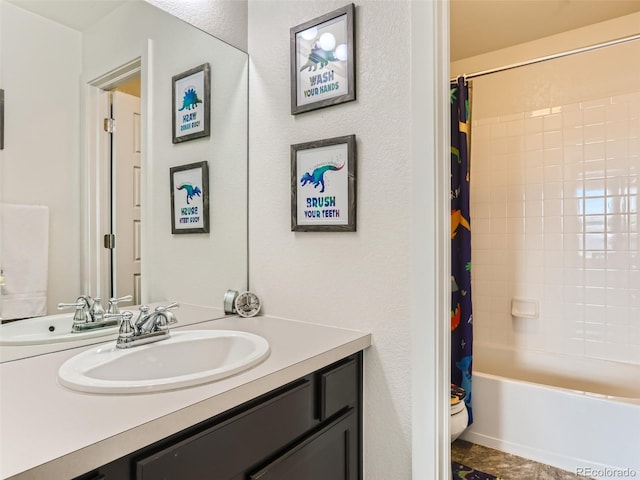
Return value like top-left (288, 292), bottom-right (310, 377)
top-left (104, 234), bottom-right (116, 249)
top-left (103, 117), bottom-right (115, 133)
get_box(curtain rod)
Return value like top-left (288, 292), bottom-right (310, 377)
top-left (451, 32), bottom-right (640, 82)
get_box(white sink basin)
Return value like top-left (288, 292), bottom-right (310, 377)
top-left (0, 314), bottom-right (119, 346)
top-left (57, 330), bottom-right (270, 394)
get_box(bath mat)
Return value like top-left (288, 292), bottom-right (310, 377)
top-left (452, 461), bottom-right (501, 479)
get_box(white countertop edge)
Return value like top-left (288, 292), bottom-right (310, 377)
top-left (4, 323), bottom-right (371, 480)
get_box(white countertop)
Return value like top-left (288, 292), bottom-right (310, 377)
top-left (0, 314), bottom-right (371, 479)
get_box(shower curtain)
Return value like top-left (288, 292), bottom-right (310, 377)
top-left (450, 77), bottom-right (473, 424)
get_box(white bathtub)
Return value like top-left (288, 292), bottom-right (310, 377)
top-left (461, 345), bottom-right (640, 480)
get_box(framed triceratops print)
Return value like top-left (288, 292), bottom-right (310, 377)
top-left (290, 4), bottom-right (355, 115)
top-left (291, 135), bottom-right (356, 232)
top-left (170, 161), bottom-right (210, 234)
top-left (172, 63), bottom-right (210, 143)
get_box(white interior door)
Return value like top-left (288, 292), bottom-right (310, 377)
top-left (93, 88), bottom-right (112, 305)
top-left (112, 90), bottom-right (141, 305)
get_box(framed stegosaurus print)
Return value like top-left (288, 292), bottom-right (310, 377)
top-left (172, 63), bottom-right (211, 144)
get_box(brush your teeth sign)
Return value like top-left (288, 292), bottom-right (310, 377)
top-left (296, 143), bottom-right (349, 226)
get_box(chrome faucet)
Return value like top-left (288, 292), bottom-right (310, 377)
top-left (57, 296), bottom-right (118, 332)
top-left (58, 294), bottom-right (133, 333)
top-left (109, 302), bottom-right (179, 349)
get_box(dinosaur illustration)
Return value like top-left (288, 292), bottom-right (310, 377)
top-left (451, 303), bottom-right (461, 331)
top-left (177, 183), bottom-right (201, 204)
top-left (451, 146), bottom-right (461, 165)
top-left (300, 163), bottom-right (344, 193)
top-left (450, 87), bottom-right (457, 105)
top-left (178, 88), bottom-right (203, 111)
top-left (300, 44), bottom-right (339, 72)
top-left (455, 355), bottom-right (473, 411)
top-left (451, 209), bottom-right (471, 239)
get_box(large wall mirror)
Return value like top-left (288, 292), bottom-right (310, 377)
top-left (0, 0), bottom-right (248, 359)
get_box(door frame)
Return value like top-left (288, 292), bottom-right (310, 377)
top-left (410, 1), bottom-right (451, 479)
top-left (81, 57), bottom-right (142, 303)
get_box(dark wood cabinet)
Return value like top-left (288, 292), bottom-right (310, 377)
top-left (136, 379), bottom-right (314, 479)
top-left (74, 352), bottom-right (363, 480)
top-left (249, 409), bottom-right (358, 480)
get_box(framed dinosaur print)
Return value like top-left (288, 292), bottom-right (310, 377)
top-left (290, 4), bottom-right (355, 115)
top-left (170, 161), bottom-right (210, 234)
top-left (172, 63), bottom-right (210, 144)
top-left (291, 135), bottom-right (356, 232)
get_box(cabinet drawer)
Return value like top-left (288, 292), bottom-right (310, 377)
top-left (249, 409), bottom-right (358, 480)
top-left (135, 379), bottom-right (313, 479)
top-left (318, 357), bottom-right (358, 421)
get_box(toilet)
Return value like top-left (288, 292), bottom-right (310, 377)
top-left (450, 384), bottom-right (468, 442)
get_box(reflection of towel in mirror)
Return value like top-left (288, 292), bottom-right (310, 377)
top-left (0, 204), bottom-right (49, 320)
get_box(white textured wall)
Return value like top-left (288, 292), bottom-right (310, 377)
top-left (248, 1), bottom-right (415, 477)
top-left (452, 14), bottom-right (640, 365)
top-left (146, 0), bottom-right (248, 52)
top-left (0, 1), bottom-right (82, 313)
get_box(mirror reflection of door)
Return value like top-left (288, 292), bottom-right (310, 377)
top-left (106, 79), bottom-right (141, 306)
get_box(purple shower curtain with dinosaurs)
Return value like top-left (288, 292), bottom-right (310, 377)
top-left (451, 77), bottom-right (473, 425)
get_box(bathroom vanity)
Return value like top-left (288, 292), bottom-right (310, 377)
top-left (0, 315), bottom-right (371, 480)
top-left (75, 353), bottom-right (362, 479)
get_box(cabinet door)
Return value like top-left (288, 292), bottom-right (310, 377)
top-left (318, 357), bottom-right (358, 421)
top-left (249, 409), bottom-right (358, 480)
top-left (135, 379), bottom-right (313, 479)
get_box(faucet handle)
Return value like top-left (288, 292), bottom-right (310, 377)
top-left (107, 295), bottom-right (134, 314)
top-left (107, 311), bottom-right (135, 347)
top-left (153, 302), bottom-right (179, 330)
top-left (58, 299), bottom-right (89, 325)
top-left (77, 295), bottom-right (94, 309)
top-left (57, 300), bottom-right (86, 310)
top-left (105, 311), bottom-right (133, 326)
top-left (154, 302), bottom-right (179, 312)
top-left (154, 312), bottom-right (177, 330)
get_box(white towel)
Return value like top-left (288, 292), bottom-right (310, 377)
top-left (0, 203), bottom-right (49, 320)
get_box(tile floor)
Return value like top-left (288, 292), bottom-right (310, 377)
top-left (452, 440), bottom-right (593, 479)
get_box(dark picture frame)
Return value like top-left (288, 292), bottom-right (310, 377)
top-left (291, 135), bottom-right (356, 232)
top-left (170, 161), bottom-right (210, 234)
top-left (172, 63), bottom-right (211, 144)
top-left (290, 4), bottom-right (355, 115)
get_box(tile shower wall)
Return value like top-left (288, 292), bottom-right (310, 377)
top-left (470, 91), bottom-right (640, 364)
